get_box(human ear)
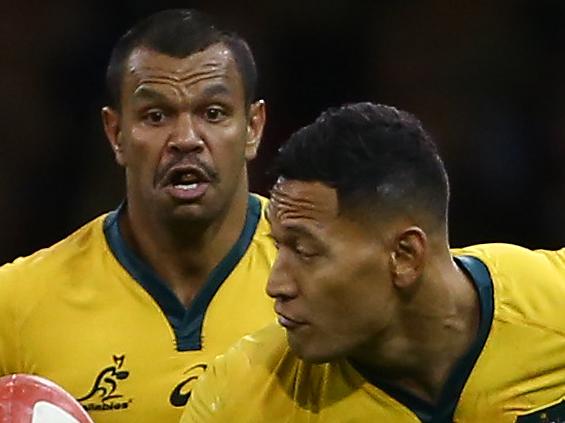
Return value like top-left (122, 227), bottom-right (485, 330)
top-left (244, 100), bottom-right (266, 161)
top-left (101, 106), bottom-right (126, 166)
top-left (390, 227), bottom-right (427, 290)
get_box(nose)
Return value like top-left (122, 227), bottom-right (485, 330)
top-left (266, 250), bottom-right (298, 300)
top-left (167, 113), bottom-right (204, 153)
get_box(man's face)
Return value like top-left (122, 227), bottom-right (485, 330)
top-left (104, 43), bottom-right (264, 223)
top-left (266, 179), bottom-right (397, 363)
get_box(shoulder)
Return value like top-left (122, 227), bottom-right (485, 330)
top-left (537, 246), bottom-right (565, 268)
top-left (248, 193), bottom-right (276, 258)
top-left (0, 214), bottom-right (108, 296)
top-left (182, 323), bottom-right (292, 421)
top-left (208, 323), bottom-right (289, 380)
top-left (452, 243), bottom-right (563, 282)
top-left (250, 193), bottom-right (270, 235)
top-left (453, 243), bottom-right (565, 331)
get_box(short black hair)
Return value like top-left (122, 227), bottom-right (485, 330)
top-left (275, 102), bottom-right (450, 226)
top-left (106, 9), bottom-right (257, 109)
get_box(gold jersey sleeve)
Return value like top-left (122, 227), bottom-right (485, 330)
top-left (0, 194), bottom-right (277, 423)
top-left (182, 243), bottom-right (565, 423)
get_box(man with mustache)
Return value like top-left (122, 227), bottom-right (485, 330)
top-left (0, 9), bottom-right (276, 423)
top-left (183, 102), bottom-right (565, 422)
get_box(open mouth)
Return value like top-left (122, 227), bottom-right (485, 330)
top-left (172, 174), bottom-right (203, 191)
top-left (163, 165), bottom-right (212, 200)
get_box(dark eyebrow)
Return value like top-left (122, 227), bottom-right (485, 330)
top-left (284, 223), bottom-right (318, 240)
top-left (132, 86), bottom-right (170, 102)
top-left (201, 83), bottom-right (231, 98)
top-left (265, 200), bottom-right (322, 243)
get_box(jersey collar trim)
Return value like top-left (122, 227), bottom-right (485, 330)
top-left (103, 194), bottom-right (262, 352)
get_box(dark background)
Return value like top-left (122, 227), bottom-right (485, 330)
top-left (1, 1), bottom-right (564, 263)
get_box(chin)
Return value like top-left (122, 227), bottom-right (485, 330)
top-left (167, 201), bottom-right (216, 222)
top-left (287, 335), bottom-right (339, 364)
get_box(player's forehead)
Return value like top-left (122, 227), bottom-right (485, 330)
top-left (122, 44), bottom-right (244, 100)
top-left (267, 178), bottom-right (338, 232)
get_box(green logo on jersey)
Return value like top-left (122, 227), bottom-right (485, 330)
top-left (78, 355), bottom-right (132, 412)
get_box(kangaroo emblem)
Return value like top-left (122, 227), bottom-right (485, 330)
top-left (78, 355), bottom-right (129, 402)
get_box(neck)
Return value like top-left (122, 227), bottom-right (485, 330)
top-left (121, 186), bottom-right (250, 307)
top-left (350, 250), bottom-right (480, 404)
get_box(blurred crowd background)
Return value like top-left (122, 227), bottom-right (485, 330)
top-left (1, 1), bottom-right (564, 263)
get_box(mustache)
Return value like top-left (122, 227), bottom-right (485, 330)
top-left (154, 156), bottom-right (219, 186)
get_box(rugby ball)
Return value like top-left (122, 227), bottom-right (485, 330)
top-left (0, 374), bottom-right (94, 423)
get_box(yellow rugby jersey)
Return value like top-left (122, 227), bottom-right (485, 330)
top-left (182, 243), bottom-right (565, 423)
top-left (0, 194), bottom-right (276, 423)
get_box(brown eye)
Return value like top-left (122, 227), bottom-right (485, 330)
top-left (144, 110), bottom-right (166, 125)
top-left (204, 107), bottom-right (226, 122)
